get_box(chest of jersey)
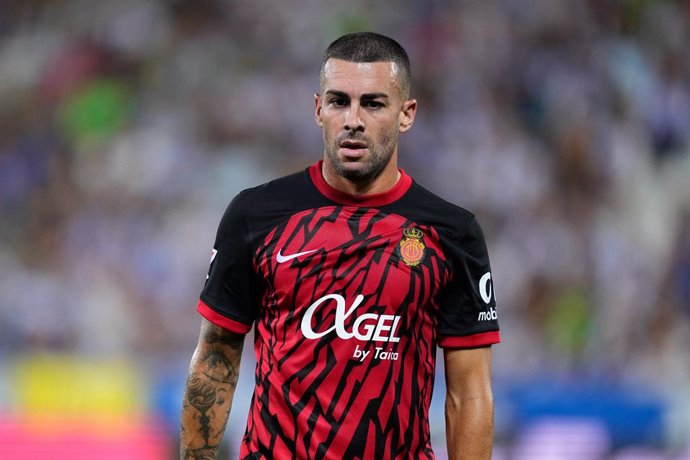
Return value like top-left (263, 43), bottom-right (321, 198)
top-left (253, 206), bottom-right (450, 355)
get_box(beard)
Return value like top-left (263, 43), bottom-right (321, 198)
top-left (324, 130), bottom-right (396, 183)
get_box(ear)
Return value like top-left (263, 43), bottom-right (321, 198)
top-left (314, 93), bottom-right (323, 127)
top-left (399, 98), bottom-right (417, 133)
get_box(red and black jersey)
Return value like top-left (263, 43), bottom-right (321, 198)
top-left (198, 161), bottom-right (500, 460)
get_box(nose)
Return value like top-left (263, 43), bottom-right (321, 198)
top-left (344, 103), bottom-right (364, 132)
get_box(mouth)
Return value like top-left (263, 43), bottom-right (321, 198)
top-left (339, 140), bottom-right (368, 158)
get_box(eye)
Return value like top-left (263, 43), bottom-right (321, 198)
top-left (363, 100), bottom-right (384, 109)
top-left (329, 98), bottom-right (348, 107)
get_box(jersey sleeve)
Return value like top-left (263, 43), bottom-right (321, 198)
top-left (197, 192), bottom-right (257, 334)
top-left (437, 217), bottom-right (500, 348)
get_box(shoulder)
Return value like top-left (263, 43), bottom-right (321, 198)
top-left (409, 182), bottom-right (476, 222)
top-left (230, 169), bottom-right (311, 209)
top-left (217, 167), bottom-right (327, 244)
top-left (221, 168), bottom-right (322, 227)
top-left (390, 180), bottom-right (480, 241)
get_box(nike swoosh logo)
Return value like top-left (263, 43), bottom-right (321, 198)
top-left (276, 248), bottom-right (319, 264)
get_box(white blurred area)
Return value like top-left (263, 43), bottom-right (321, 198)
top-left (0, 0), bottom-right (689, 458)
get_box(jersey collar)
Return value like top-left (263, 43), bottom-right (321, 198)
top-left (308, 160), bottom-right (412, 207)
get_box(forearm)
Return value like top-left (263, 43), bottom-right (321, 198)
top-left (180, 321), bottom-right (244, 460)
top-left (180, 364), bottom-right (235, 458)
top-left (445, 392), bottom-right (494, 460)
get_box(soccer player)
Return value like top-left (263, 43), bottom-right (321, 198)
top-left (180, 32), bottom-right (500, 460)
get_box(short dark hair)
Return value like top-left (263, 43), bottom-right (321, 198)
top-left (320, 32), bottom-right (411, 97)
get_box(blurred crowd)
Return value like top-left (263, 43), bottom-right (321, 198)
top-left (1, 0), bottom-right (690, 455)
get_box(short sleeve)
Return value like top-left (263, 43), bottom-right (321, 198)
top-left (437, 217), bottom-right (500, 348)
top-left (197, 193), bottom-right (257, 334)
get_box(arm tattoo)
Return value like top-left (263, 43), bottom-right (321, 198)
top-left (182, 447), bottom-right (216, 460)
top-left (180, 321), bottom-right (244, 459)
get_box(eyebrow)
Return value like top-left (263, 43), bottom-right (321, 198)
top-left (325, 90), bottom-right (390, 100)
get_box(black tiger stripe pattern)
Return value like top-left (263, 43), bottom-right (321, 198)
top-left (244, 206), bottom-right (448, 459)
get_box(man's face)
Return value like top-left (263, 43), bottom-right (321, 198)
top-left (315, 59), bottom-right (416, 183)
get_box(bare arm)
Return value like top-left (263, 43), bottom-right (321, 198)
top-left (180, 318), bottom-right (245, 460)
top-left (444, 346), bottom-right (494, 460)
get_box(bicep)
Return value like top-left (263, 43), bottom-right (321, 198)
top-left (443, 347), bottom-right (493, 402)
top-left (198, 317), bottom-right (246, 348)
top-left (191, 318), bottom-right (245, 384)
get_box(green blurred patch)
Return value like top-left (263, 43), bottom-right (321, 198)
top-left (58, 79), bottom-right (132, 150)
top-left (546, 288), bottom-right (592, 357)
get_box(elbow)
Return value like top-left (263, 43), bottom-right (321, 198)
top-left (445, 387), bottom-right (495, 418)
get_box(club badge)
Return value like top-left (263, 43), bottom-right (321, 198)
top-left (398, 227), bottom-right (426, 267)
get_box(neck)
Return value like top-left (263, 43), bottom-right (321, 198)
top-left (321, 155), bottom-right (401, 196)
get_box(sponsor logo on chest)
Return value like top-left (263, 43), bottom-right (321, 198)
top-left (300, 293), bottom-right (401, 362)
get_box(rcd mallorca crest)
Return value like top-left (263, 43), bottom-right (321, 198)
top-left (398, 227), bottom-right (426, 267)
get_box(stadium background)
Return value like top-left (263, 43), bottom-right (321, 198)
top-left (1, 0), bottom-right (689, 458)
